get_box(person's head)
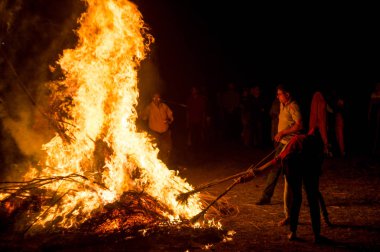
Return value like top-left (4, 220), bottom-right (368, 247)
top-left (242, 87), bottom-right (249, 97)
top-left (305, 127), bottom-right (324, 155)
top-left (227, 82), bottom-right (236, 90)
top-left (375, 83), bottom-right (380, 93)
top-left (190, 86), bottom-right (199, 96)
top-left (276, 84), bottom-right (291, 104)
top-left (250, 85), bottom-right (261, 98)
top-left (152, 93), bottom-right (161, 106)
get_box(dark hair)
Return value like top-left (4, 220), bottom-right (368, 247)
top-left (304, 129), bottom-right (324, 158)
top-left (276, 84), bottom-right (292, 95)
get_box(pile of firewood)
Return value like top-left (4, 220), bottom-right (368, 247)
top-left (0, 174), bottom-right (238, 238)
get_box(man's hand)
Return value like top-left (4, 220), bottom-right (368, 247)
top-left (274, 131), bottom-right (283, 142)
top-left (238, 169), bottom-right (255, 183)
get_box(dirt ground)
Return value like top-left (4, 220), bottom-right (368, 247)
top-left (175, 142), bottom-right (380, 252)
top-left (1, 141), bottom-right (379, 252)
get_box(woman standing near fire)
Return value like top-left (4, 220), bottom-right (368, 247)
top-left (239, 127), bottom-right (330, 243)
top-left (141, 92), bottom-right (174, 165)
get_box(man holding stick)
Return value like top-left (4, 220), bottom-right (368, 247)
top-left (256, 84), bottom-right (303, 227)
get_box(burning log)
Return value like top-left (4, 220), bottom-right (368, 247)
top-left (1, 174), bottom-right (239, 237)
top-left (0, 189), bottom-right (234, 251)
top-left (0, 174), bottom-right (106, 234)
top-left (0, 2), bottom-right (240, 248)
top-left (79, 191), bottom-right (174, 234)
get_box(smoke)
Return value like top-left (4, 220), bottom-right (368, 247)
top-left (0, 0), bottom-right (86, 176)
top-left (137, 46), bottom-right (165, 109)
top-left (0, 0), bottom-right (166, 177)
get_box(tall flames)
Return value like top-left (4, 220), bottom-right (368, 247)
top-left (3, 0), bottom-right (203, 231)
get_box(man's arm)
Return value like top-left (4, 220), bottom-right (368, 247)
top-left (275, 118), bottom-right (302, 142)
top-left (141, 105), bottom-right (150, 121)
top-left (166, 105), bottom-right (174, 124)
top-left (239, 159), bottom-right (278, 183)
top-left (274, 102), bottom-right (303, 142)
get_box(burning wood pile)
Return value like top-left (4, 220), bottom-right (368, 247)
top-left (0, 177), bottom-right (237, 232)
top-left (0, 1), bottom-right (238, 248)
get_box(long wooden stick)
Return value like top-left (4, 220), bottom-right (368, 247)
top-left (189, 157), bottom-right (278, 223)
top-left (190, 179), bottom-right (241, 223)
top-left (176, 170), bottom-right (249, 203)
top-left (176, 146), bottom-right (280, 204)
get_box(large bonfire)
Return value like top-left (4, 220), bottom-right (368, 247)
top-left (0, 0), bottom-right (207, 235)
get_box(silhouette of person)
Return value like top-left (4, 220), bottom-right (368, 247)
top-left (368, 83), bottom-right (380, 156)
top-left (186, 86), bottom-right (207, 160)
top-left (220, 82), bottom-right (241, 142)
top-left (249, 85), bottom-right (266, 147)
top-left (240, 128), bottom-right (329, 243)
top-left (269, 98), bottom-right (280, 146)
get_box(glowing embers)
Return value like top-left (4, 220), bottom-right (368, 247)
top-left (80, 191), bottom-right (174, 234)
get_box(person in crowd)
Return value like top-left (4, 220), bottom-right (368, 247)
top-left (186, 86), bottom-right (207, 160)
top-left (269, 97), bottom-right (280, 147)
top-left (141, 92), bottom-right (174, 165)
top-left (334, 93), bottom-right (346, 157)
top-left (309, 91), bottom-right (332, 157)
top-left (249, 85), bottom-right (266, 147)
top-left (308, 89), bottom-right (332, 225)
top-left (240, 87), bottom-right (252, 147)
top-left (326, 88), bottom-right (346, 157)
top-left (239, 127), bottom-right (330, 243)
top-left (256, 84), bottom-right (303, 227)
top-left (220, 82), bottom-right (241, 142)
top-left (368, 83), bottom-right (380, 156)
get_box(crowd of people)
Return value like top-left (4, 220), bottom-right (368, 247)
top-left (140, 82), bottom-right (367, 167)
top-left (138, 82), bottom-right (379, 244)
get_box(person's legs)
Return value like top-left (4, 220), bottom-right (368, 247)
top-left (257, 143), bottom-right (284, 204)
top-left (335, 113), bottom-right (345, 157)
top-left (319, 191), bottom-right (331, 226)
top-left (283, 176), bottom-right (292, 221)
top-left (158, 130), bottom-right (172, 165)
top-left (286, 171), bottom-right (302, 238)
top-left (257, 164), bottom-right (282, 204)
top-left (304, 175), bottom-right (321, 240)
top-left (191, 123), bottom-right (203, 157)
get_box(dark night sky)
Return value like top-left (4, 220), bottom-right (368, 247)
top-left (1, 0), bottom-right (379, 98)
top-left (134, 0), bottom-right (379, 152)
top-left (136, 1), bottom-right (380, 90)
top-left (1, 0), bottom-right (378, 154)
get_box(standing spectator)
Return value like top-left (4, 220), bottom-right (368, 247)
top-left (249, 85), bottom-right (266, 147)
top-left (256, 84), bottom-right (303, 227)
top-left (309, 91), bottom-right (330, 156)
top-left (269, 98), bottom-right (280, 147)
top-left (330, 90), bottom-right (346, 157)
top-left (240, 87), bottom-right (252, 147)
top-left (141, 92), bottom-right (174, 165)
top-left (368, 83), bottom-right (380, 156)
top-left (220, 82), bottom-right (241, 142)
top-left (186, 86), bottom-right (207, 159)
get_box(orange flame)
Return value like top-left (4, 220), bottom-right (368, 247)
top-left (19, 0), bottom-right (202, 230)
